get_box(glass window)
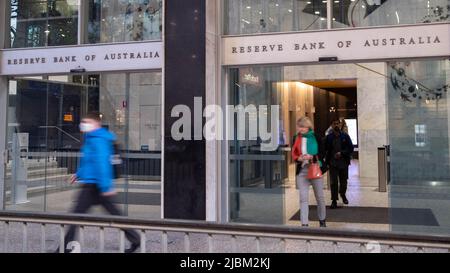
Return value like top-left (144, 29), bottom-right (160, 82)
top-left (333, 0), bottom-right (450, 29)
top-left (87, 0), bottom-right (163, 44)
top-left (387, 59), bottom-right (450, 235)
top-left (224, 1), bottom-right (450, 35)
top-left (10, 0), bottom-right (79, 48)
top-left (4, 72), bottom-right (162, 219)
top-left (223, 0), bottom-right (327, 35)
top-left (227, 59), bottom-right (450, 236)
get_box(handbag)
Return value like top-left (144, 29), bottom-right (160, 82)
top-left (307, 156), bottom-right (323, 180)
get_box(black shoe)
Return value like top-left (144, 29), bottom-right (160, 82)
top-left (330, 201), bottom-right (338, 209)
top-left (125, 243), bottom-right (140, 253)
top-left (301, 224), bottom-right (309, 227)
top-left (341, 194), bottom-right (349, 205)
top-left (319, 220), bottom-right (327, 228)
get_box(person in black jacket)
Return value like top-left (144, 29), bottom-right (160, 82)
top-left (324, 118), bottom-right (354, 209)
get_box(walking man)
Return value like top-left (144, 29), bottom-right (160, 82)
top-left (324, 118), bottom-right (354, 209)
top-left (55, 112), bottom-right (140, 253)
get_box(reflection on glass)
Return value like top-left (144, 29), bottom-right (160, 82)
top-left (333, 0), bottom-right (450, 28)
top-left (4, 72), bottom-right (162, 219)
top-left (387, 59), bottom-right (450, 235)
top-left (228, 67), bottom-right (288, 224)
top-left (10, 0), bottom-right (79, 48)
top-left (224, 0), bottom-right (327, 35)
top-left (88, 0), bottom-right (162, 44)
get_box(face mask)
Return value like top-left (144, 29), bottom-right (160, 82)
top-left (79, 123), bottom-right (95, 133)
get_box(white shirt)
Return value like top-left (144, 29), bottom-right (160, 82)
top-left (301, 137), bottom-right (308, 167)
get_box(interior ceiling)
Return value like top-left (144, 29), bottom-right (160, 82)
top-left (300, 79), bottom-right (357, 89)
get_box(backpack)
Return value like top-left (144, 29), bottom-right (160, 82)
top-left (111, 142), bottom-right (123, 179)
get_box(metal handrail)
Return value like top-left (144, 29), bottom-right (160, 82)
top-left (39, 126), bottom-right (81, 143)
top-left (1, 211), bottom-right (450, 253)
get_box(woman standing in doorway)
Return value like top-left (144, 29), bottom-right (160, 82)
top-left (292, 117), bottom-right (327, 227)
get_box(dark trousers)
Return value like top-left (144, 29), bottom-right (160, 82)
top-left (63, 184), bottom-right (140, 250)
top-left (329, 166), bottom-right (349, 201)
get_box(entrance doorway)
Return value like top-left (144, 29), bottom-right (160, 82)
top-left (228, 59), bottom-right (450, 234)
top-left (227, 62), bottom-right (392, 229)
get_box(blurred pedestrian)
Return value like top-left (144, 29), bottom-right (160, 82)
top-left (54, 112), bottom-right (140, 253)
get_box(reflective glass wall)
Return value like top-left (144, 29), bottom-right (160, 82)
top-left (10, 0), bottom-right (79, 48)
top-left (8, 0), bottom-right (164, 48)
top-left (223, 0), bottom-right (450, 35)
top-left (4, 72), bottom-right (162, 219)
top-left (387, 59), bottom-right (450, 235)
top-left (88, 0), bottom-right (163, 43)
top-left (223, 0), bottom-right (327, 35)
top-left (333, 0), bottom-right (450, 28)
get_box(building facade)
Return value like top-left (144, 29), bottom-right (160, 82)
top-left (1, 0), bottom-right (450, 236)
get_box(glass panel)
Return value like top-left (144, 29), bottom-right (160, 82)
top-left (4, 72), bottom-right (162, 219)
top-left (223, 0), bottom-right (327, 35)
top-left (228, 60), bottom-right (450, 235)
top-left (87, 0), bottom-right (163, 44)
top-left (387, 59), bottom-right (450, 235)
top-left (10, 0), bottom-right (79, 48)
top-left (333, 0), bottom-right (450, 29)
top-left (124, 72), bottom-right (162, 218)
top-left (228, 67), bottom-right (287, 224)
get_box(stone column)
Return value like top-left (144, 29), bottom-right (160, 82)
top-left (357, 63), bottom-right (388, 185)
top-left (205, 0), bottom-right (221, 222)
top-left (164, 0), bottom-right (206, 220)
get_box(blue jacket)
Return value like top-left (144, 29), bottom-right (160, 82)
top-left (76, 127), bottom-right (116, 193)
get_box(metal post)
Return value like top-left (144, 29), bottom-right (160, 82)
top-left (22, 222), bottom-right (28, 253)
top-left (0, 77), bottom-right (8, 210)
top-left (0, 1), bottom-right (9, 48)
top-left (99, 227), bottom-right (105, 253)
top-left (78, 0), bottom-right (89, 44)
top-left (41, 224), bottom-right (46, 253)
top-left (360, 243), bottom-right (366, 253)
top-left (208, 234), bottom-right (213, 253)
top-left (79, 226), bottom-right (84, 253)
top-left (327, 0), bottom-right (333, 29)
top-left (231, 235), bottom-right (237, 253)
top-left (306, 240), bottom-right (312, 253)
top-left (4, 221), bottom-right (9, 253)
top-left (378, 147), bottom-right (387, 192)
top-left (11, 133), bottom-right (29, 204)
top-left (119, 230), bottom-right (125, 253)
top-left (184, 232), bottom-right (190, 253)
top-left (255, 237), bottom-right (261, 253)
top-left (140, 230), bottom-right (146, 253)
top-left (0, 0), bottom-right (6, 209)
top-left (59, 225), bottom-right (65, 253)
top-left (280, 238), bottom-right (286, 253)
top-left (161, 231), bottom-right (168, 253)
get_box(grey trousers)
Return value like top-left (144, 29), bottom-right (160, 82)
top-left (297, 167), bottom-right (326, 225)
